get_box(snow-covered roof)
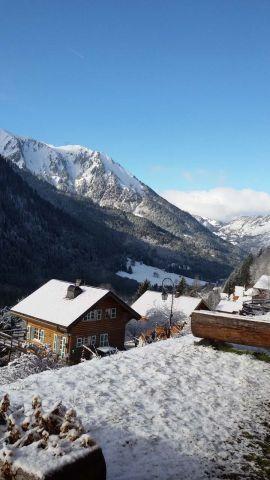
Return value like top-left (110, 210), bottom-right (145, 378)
top-left (11, 279), bottom-right (109, 328)
top-left (216, 299), bottom-right (243, 314)
top-left (234, 286), bottom-right (245, 297)
top-left (253, 275), bottom-right (270, 291)
top-left (131, 291), bottom-right (204, 318)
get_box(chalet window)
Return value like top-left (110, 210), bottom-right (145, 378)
top-left (90, 335), bottom-right (96, 346)
top-left (53, 334), bottom-right (59, 353)
top-left (85, 311), bottom-right (94, 321)
top-left (111, 308), bottom-right (117, 319)
top-left (60, 337), bottom-right (67, 358)
top-left (99, 333), bottom-right (109, 347)
top-left (30, 327), bottom-right (35, 340)
top-left (85, 309), bottom-right (102, 321)
top-left (33, 328), bottom-right (39, 340)
top-left (83, 337), bottom-right (88, 346)
top-left (105, 308), bottom-right (117, 319)
top-left (39, 330), bottom-right (45, 344)
top-left (96, 309), bottom-right (102, 320)
top-left (76, 337), bottom-right (83, 348)
top-left (27, 325), bottom-right (31, 340)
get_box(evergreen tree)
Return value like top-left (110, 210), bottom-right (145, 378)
top-left (136, 279), bottom-right (151, 299)
top-left (224, 254), bottom-right (253, 294)
top-left (176, 277), bottom-right (187, 295)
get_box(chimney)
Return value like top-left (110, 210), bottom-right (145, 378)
top-left (76, 279), bottom-right (82, 287)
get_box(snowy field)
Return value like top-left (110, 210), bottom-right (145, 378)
top-left (1, 336), bottom-right (270, 479)
top-left (117, 260), bottom-right (207, 287)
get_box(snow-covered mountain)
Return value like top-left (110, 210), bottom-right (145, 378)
top-left (0, 128), bottom-right (243, 282)
top-left (0, 128), bottom-right (146, 212)
top-left (196, 214), bottom-right (270, 252)
top-left (0, 129), bottom-right (221, 237)
top-left (194, 216), bottom-right (223, 234)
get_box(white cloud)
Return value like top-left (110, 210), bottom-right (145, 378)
top-left (162, 187), bottom-right (270, 222)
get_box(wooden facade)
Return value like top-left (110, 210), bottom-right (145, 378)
top-left (191, 310), bottom-right (270, 348)
top-left (12, 291), bottom-right (139, 364)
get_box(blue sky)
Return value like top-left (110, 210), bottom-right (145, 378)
top-left (1, 0), bottom-right (270, 219)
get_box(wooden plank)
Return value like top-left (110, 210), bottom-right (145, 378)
top-left (191, 310), bottom-right (270, 348)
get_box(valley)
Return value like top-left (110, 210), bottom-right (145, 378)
top-left (0, 129), bottom-right (244, 305)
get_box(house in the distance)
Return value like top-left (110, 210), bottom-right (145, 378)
top-left (131, 290), bottom-right (209, 325)
top-left (253, 275), bottom-right (270, 300)
top-left (11, 279), bottom-right (140, 363)
top-left (215, 299), bottom-right (243, 315)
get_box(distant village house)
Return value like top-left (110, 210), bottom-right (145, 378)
top-left (131, 290), bottom-right (209, 325)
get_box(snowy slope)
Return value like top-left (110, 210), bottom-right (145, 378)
top-left (1, 336), bottom-right (270, 479)
top-left (117, 260), bottom-right (206, 286)
top-left (196, 214), bottom-right (270, 252)
top-left (216, 216), bottom-right (270, 251)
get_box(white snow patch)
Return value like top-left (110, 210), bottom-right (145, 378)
top-left (117, 260), bottom-right (206, 286)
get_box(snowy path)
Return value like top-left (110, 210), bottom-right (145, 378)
top-left (1, 336), bottom-right (270, 479)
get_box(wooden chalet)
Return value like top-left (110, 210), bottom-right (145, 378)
top-left (11, 279), bottom-right (140, 363)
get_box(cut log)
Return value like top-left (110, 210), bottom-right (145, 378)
top-left (0, 444), bottom-right (106, 480)
top-left (191, 310), bottom-right (270, 348)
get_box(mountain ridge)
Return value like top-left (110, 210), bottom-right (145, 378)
top-left (195, 214), bottom-right (270, 252)
top-left (0, 129), bottom-right (244, 285)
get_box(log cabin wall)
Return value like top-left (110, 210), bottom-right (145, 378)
top-left (69, 293), bottom-right (135, 363)
top-left (14, 314), bottom-right (69, 357)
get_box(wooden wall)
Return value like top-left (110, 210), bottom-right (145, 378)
top-left (69, 293), bottom-right (135, 362)
top-left (191, 310), bottom-right (270, 348)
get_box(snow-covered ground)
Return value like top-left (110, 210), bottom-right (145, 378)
top-left (0, 354), bottom-right (62, 386)
top-left (117, 260), bottom-right (206, 287)
top-left (1, 335), bottom-right (269, 479)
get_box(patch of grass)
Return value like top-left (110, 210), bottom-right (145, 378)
top-left (201, 340), bottom-right (270, 363)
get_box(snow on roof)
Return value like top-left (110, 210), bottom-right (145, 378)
top-left (11, 279), bottom-right (109, 327)
top-left (216, 299), bottom-right (243, 314)
top-left (132, 291), bottom-right (204, 318)
top-left (1, 336), bottom-right (269, 479)
top-left (234, 286), bottom-right (245, 297)
top-left (253, 275), bottom-right (270, 291)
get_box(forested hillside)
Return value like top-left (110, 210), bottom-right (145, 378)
top-left (0, 157), bottom-right (138, 305)
top-left (0, 129), bottom-right (244, 282)
top-left (0, 153), bottom-right (244, 306)
top-left (224, 247), bottom-right (270, 293)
